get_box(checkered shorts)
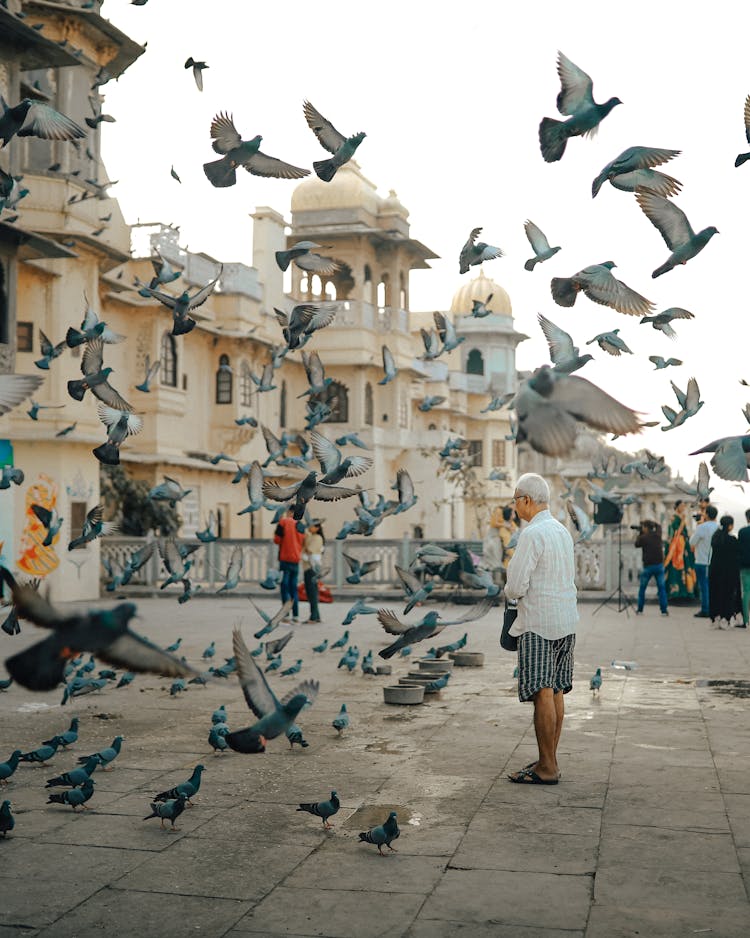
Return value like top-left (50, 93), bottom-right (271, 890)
top-left (517, 631), bottom-right (576, 702)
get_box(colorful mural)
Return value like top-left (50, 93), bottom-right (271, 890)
top-left (18, 474), bottom-right (60, 578)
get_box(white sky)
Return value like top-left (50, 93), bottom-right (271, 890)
top-left (101, 0), bottom-right (750, 517)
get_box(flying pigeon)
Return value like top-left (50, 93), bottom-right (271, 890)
top-left (378, 345), bottom-right (398, 385)
top-left (635, 188), bottom-right (718, 278)
top-left (275, 241), bottom-right (338, 275)
top-left (343, 553), bottom-right (380, 585)
top-left (184, 57), bottom-right (208, 91)
top-left (586, 329), bottom-right (633, 356)
top-left (690, 436), bottom-right (750, 483)
top-left (303, 100), bottom-right (366, 182)
top-left (310, 430), bottom-right (373, 484)
top-left (148, 476), bottom-right (191, 507)
top-left (459, 227), bottom-right (503, 274)
top-left (0, 373), bottom-right (45, 416)
top-left (67, 338), bottom-right (131, 410)
top-left (538, 52), bottom-right (621, 162)
top-left (342, 598), bottom-right (378, 626)
top-left (251, 599), bottom-right (294, 639)
top-left (262, 471), bottom-right (361, 521)
top-left (138, 267), bottom-right (222, 336)
top-left (0, 95), bottom-right (86, 147)
top-left (377, 597), bottom-right (494, 659)
top-left (735, 95), bottom-right (750, 167)
top-left (26, 399), bottom-right (64, 421)
top-left (674, 461), bottom-right (713, 499)
top-left (30, 505), bottom-right (63, 547)
top-left (135, 355), bottom-right (161, 392)
top-left (591, 146), bottom-right (681, 198)
top-left (523, 220), bottom-right (561, 270)
top-left (203, 112), bottom-right (309, 188)
top-left (65, 304), bottom-right (124, 347)
top-left (661, 377), bottom-right (703, 431)
top-left (34, 330), bottom-right (67, 370)
top-left (68, 505), bottom-right (117, 549)
top-left (649, 356), bottom-right (682, 370)
top-left (640, 307), bottom-right (694, 339)
top-left (551, 262), bottom-right (654, 316)
top-left (93, 404), bottom-right (143, 466)
top-left (217, 546), bottom-right (243, 594)
top-left (537, 313), bottom-right (592, 374)
top-left (566, 501), bottom-right (597, 543)
top-left (470, 293), bottom-right (494, 318)
top-left (225, 627), bottom-right (319, 753)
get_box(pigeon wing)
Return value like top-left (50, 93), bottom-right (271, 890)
top-left (382, 345), bottom-right (396, 376)
top-left (524, 220), bottom-right (551, 254)
top-left (226, 546), bottom-right (243, 580)
top-left (377, 608), bottom-right (410, 635)
top-left (303, 100), bottom-right (346, 154)
top-left (395, 565), bottom-right (422, 595)
top-left (313, 483), bottom-right (361, 502)
top-left (244, 151), bottom-right (310, 180)
top-left (711, 439), bottom-right (750, 483)
top-left (233, 627), bottom-right (279, 717)
top-left (555, 52), bottom-right (595, 115)
top-left (697, 460), bottom-right (712, 497)
top-left (101, 632), bottom-right (199, 678)
top-left (670, 381), bottom-right (688, 409)
top-left (294, 252), bottom-right (338, 275)
top-left (18, 103), bottom-right (85, 141)
top-left (186, 267), bottom-right (222, 311)
top-left (745, 94), bottom-right (750, 145)
top-left (344, 455), bottom-right (374, 478)
top-left (306, 304), bottom-right (337, 333)
top-left (684, 377), bottom-right (701, 411)
top-left (635, 188), bottom-right (694, 249)
top-left (397, 469), bottom-right (414, 505)
top-left (440, 595), bottom-right (496, 626)
top-left (91, 379), bottom-right (132, 412)
top-left (209, 112), bottom-right (242, 154)
top-left (262, 424), bottom-right (283, 455)
top-left (262, 480), bottom-right (302, 502)
top-left (265, 630), bottom-right (294, 657)
top-left (279, 677), bottom-right (320, 708)
top-left (0, 374), bottom-right (44, 416)
top-left (247, 461), bottom-right (264, 503)
top-left (311, 430), bottom-right (341, 473)
top-left (537, 313), bottom-right (576, 364)
top-left (146, 356), bottom-right (161, 383)
top-left (81, 337), bottom-right (104, 375)
top-left (159, 538), bottom-right (182, 575)
top-left (585, 268), bottom-right (653, 316)
top-left (550, 373), bottom-right (641, 437)
top-left (0, 573), bottom-right (61, 630)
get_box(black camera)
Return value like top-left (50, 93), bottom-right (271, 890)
top-left (692, 513), bottom-right (702, 522)
top-left (629, 525), bottom-right (642, 531)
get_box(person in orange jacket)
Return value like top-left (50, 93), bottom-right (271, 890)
top-left (274, 508), bottom-right (305, 623)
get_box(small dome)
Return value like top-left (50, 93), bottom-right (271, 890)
top-left (449, 268), bottom-right (512, 316)
top-left (381, 188), bottom-right (409, 219)
top-left (290, 160), bottom-right (380, 216)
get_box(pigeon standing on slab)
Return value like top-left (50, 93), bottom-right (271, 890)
top-left (297, 790), bottom-right (339, 829)
top-left (0, 751), bottom-right (22, 785)
top-left (0, 800), bottom-right (14, 837)
top-left (590, 668), bottom-right (602, 694)
top-left (459, 228), bottom-right (503, 274)
top-left (203, 113), bottom-right (309, 188)
top-left (635, 189), bottom-right (719, 278)
top-left (359, 811), bottom-right (400, 856)
top-left (303, 101), bottom-right (366, 183)
top-left (551, 262), bottom-right (654, 316)
top-left (735, 95), bottom-right (750, 167)
top-left (77, 736), bottom-right (123, 771)
top-left (184, 57), bottom-right (208, 91)
top-left (47, 777), bottom-right (94, 810)
top-left (45, 756), bottom-right (98, 789)
top-left (591, 146), bottom-right (681, 198)
top-left (143, 793), bottom-right (187, 831)
top-left (538, 52), bottom-right (621, 162)
top-left (154, 764), bottom-right (204, 806)
top-left (332, 703), bottom-right (349, 735)
top-left (523, 220), bottom-right (561, 271)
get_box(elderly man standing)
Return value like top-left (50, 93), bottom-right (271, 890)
top-left (505, 472), bottom-right (578, 785)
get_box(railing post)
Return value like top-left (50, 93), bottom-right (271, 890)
top-left (332, 541), bottom-right (343, 588)
top-left (400, 535), bottom-right (411, 569)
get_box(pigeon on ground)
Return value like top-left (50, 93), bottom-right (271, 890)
top-left (281, 659), bottom-right (303, 677)
top-left (337, 647), bottom-right (359, 672)
top-left (260, 569), bottom-right (283, 591)
top-left (586, 329), bottom-right (632, 356)
top-left (378, 597), bottom-right (494, 659)
top-left (635, 188), bottom-right (718, 278)
top-left (138, 267), bottom-right (222, 336)
top-left (0, 569), bottom-right (198, 691)
top-left (67, 338), bottom-right (131, 410)
top-left (649, 356), bottom-right (682, 370)
top-left (47, 777), bottom-right (95, 811)
top-left (135, 355), bottom-right (161, 392)
top-left (661, 377), bottom-right (703, 431)
top-left (690, 436), bottom-right (750, 483)
top-left (143, 792), bottom-right (187, 831)
top-left (297, 790), bottom-right (340, 828)
top-left (0, 800), bottom-right (14, 837)
top-left (148, 476), bottom-right (191, 508)
top-left (538, 52), bottom-right (621, 162)
top-left (184, 57), bottom-right (208, 91)
top-left (286, 724), bottom-right (309, 749)
top-left (523, 220), bottom-right (561, 270)
top-left (155, 764), bottom-right (204, 805)
top-left (0, 95), bottom-right (86, 147)
top-left (312, 639), bottom-right (328, 653)
top-left (43, 718), bottom-right (79, 749)
top-left (203, 113), bottom-right (309, 188)
top-left (537, 313), bottom-right (592, 375)
top-left (0, 751), bottom-right (22, 784)
top-left (225, 628), bottom-right (319, 754)
top-left (45, 756), bottom-right (99, 790)
top-left (331, 630), bottom-right (350, 650)
top-left (332, 703), bottom-right (349, 735)
top-left (459, 228), bottom-right (503, 274)
top-left (590, 668), bottom-right (602, 694)
top-left (276, 241), bottom-right (338, 275)
top-left (359, 811), bottom-right (400, 856)
top-left (303, 101), bottom-right (366, 182)
top-left (514, 365), bottom-right (641, 457)
top-left (0, 676), bottom-right (13, 691)
top-left (76, 737), bottom-right (123, 771)
top-left (551, 262), bottom-right (653, 316)
top-left (735, 95), bottom-right (750, 167)
top-left (34, 330), bottom-right (67, 370)
top-left (170, 679), bottom-right (186, 696)
top-left (19, 740), bottom-right (59, 765)
top-left (591, 146), bottom-right (681, 198)
top-left (640, 307), bottom-right (694, 339)
top-left (208, 726), bottom-right (228, 754)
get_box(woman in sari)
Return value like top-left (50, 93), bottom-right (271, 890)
top-left (709, 516), bottom-right (742, 628)
top-left (664, 501), bottom-right (698, 602)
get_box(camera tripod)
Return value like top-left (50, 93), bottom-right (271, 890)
top-left (592, 522), bottom-right (636, 616)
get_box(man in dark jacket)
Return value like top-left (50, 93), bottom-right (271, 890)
top-left (635, 521), bottom-right (668, 615)
top-left (738, 509), bottom-right (750, 627)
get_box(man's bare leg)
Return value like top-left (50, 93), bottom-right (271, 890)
top-left (552, 690), bottom-right (564, 777)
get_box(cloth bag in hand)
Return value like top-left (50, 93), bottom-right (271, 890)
top-left (500, 601), bottom-right (518, 652)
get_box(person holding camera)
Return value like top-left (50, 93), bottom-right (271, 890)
top-left (690, 504), bottom-right (719, 618)
top-left (635, 521), bottom-right (669, 616)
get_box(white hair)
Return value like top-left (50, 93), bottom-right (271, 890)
top-left (515, 472), bottom-right (550, 505)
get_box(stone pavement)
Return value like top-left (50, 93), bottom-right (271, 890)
top-left (1, 594), bottom-right (750, 937)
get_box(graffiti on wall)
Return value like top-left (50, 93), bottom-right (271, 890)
top-left (18, 474), bottom-right (60, 578)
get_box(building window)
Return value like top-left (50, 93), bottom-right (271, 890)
top-left (467, 439), bottom-right (483, 467)
top-left (17, 321), bottom-right (33, 352)
top-left (216, 354), bottom-right (232, 404)
top-left (398, 392), bottom-right (408, 428)
top-left (69, 501), bottom-right (88, 549)
top-left (314, 380), bottom-right (348, 423)
top-left (505, 440), bottom-right (515, 466)
top-left (279, 380), bottom-right (287, 428)
top-left (466, 349), bottom-right (484, 375)
top-left (160, 332), bottom-right (177, 387)
top-left (240, 360), bottom-right (253, 407)
top-left (364, 382), bottom-right (373, 426)
top-left (492, 439), bottom-right (505, 466)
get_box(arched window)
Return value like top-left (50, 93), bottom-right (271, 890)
top-left (364, 382), bottom-right (373, 426)
top-left (466, 348), bottom-right (484, 375)
top-left (279, 380), bottom-right (287, 428)
top-left (323, 280), bottom-right (337, 301)
top-left (240, 360), bottom-right (253, 407)
top-left (216, 354), bottom-right (232, 404)
top-left (311, 274), bottom-right (322, 297)
top-left (160, 332), bottom-right (177, 387)
top-left (315, 380), bottom-right (348, 423)
top-left (363, 264), bottom-right (373, 304)
top-left (377, 274), bottom-right (389, 309)
top-left (399, 271), bottom-right (407, 310)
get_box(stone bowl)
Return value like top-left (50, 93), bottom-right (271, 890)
top-left (449, 651), bottom-right (485, 668)
top-left (384, 684), bottom-right (425, 705)
top-left (375, 665), bottom-right (392, 676)
top-left (408, 670), bottom-right (450, 682)
top-left (418, 658), bottom-right (454, 673)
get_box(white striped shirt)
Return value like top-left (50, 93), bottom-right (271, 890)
top-left (505, 509), bottom-right (578, 640)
